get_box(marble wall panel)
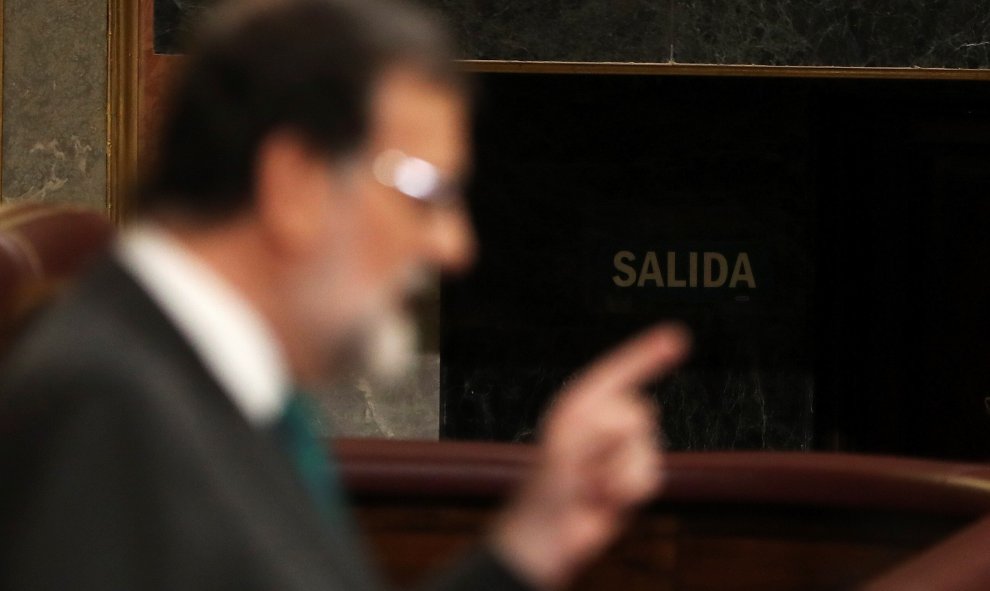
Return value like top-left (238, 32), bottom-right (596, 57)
top-left (422, 0), bottom-right (674, 62)
top-left (155, 0), bottom-right (212, 54)
top-left (316, 354), bottom-right (440, 439)
top-left (440, 72), bottom-right (990, 458)
top-left (441, 73), bottom-right (818, 449)
top-left (154, 0), bottom-right (990, 68)
top-left (157, 0), bottom-right (676, 62)
top-left (2, 0), bottom-right (108, 207)
top-left (424, 0), bottom-right (990, 67)
top-left (673, 0), bottom-right (990, 68)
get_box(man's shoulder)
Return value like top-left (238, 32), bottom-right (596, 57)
top-left (5, 258), bottom-right (152, 365)
top-left (0, 258), bottom-right (209, 419)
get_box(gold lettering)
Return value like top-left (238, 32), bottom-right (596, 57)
top-left (729, 253), bottom-right (757, 288)
top-left (704, 252), bottom-right (728, 287)
top-left (612, 251), bottom-right (637, 287)
top-left (667, 252), bottom-right (686, 288)
top-left (638, 251), bottom-right (663, 287)
top-left (689, 252), bottom-right (698, 288)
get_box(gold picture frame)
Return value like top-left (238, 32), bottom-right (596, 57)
top-left (107, 0), bottom-right (139, 223)
top-left (0, 0), bottom-right (5, 203)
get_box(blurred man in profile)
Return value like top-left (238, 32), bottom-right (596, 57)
top-left (0, 0), bottom-right (689, 589)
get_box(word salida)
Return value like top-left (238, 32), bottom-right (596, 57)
top-left (612, 250), bottom-right (756, 289)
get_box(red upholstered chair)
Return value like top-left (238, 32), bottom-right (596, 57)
top-left (0, 201), bottom-right (114, 354)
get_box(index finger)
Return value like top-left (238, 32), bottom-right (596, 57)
top-left (568, 323), bottom-right (692, 400)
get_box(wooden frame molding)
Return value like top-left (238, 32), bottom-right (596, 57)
top-left (0, 0), bottom-right (5, 205)
top-left (463, 60), bottom-right (990, 81)
top-left (106, 0), bottom-right (139, 223)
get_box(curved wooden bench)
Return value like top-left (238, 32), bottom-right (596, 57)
top-left (337, 439), bottom-right (990, 590)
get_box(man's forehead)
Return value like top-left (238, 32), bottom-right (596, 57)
top-left (368, 67), bottom-right (470, 174)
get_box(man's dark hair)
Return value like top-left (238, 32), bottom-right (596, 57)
top-left (139, 0), bottom-right (461, 218)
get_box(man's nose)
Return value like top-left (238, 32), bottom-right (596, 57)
top-left (424, 208), bottom-right (477, 274)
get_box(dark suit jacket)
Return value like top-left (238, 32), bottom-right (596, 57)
top-left (0, 259), bottom-right (528, 591)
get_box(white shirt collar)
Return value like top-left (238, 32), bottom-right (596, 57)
top-left (116, 223), bottom-right (290, 426)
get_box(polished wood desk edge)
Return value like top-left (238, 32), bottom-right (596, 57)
top-left (863, 515), bottom-right (990, 591)
top-left (335, 438), bottom-right (990, 516)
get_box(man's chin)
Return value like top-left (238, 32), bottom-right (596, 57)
top-left (361, 306), bottom-right (419, 383)
top-left (317, 306), bottom-right (419, 388)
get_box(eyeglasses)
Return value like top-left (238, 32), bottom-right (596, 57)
top-left (371, 149), bottom-right (462, 207)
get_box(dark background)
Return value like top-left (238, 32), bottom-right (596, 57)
top-left (440, 72), bottom-right (990, 461)
top-left (154, 1), bottom-right (990, 459)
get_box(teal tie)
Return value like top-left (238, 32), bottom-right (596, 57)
top-left (271, 393), bottom-right (349, 528)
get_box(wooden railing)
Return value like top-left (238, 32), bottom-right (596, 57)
top-left (337, 439), bottom-right (990, 590)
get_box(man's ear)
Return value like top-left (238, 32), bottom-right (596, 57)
top-left (253, 130), bottom-right (337, 257)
